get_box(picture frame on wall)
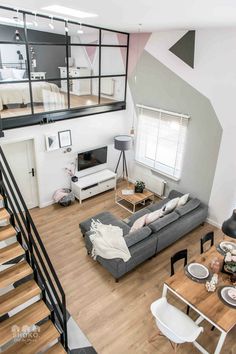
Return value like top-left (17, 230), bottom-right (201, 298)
top-left (58, 130), bottom-right (72, 148)
top-left (45, 133), bottom-right (60, 151)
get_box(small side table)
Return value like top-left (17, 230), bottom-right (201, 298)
top-left (115, 185), bottom-right (154, 213)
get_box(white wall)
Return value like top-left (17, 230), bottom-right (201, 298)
top-left (136, 29), bottom-right (236, 226)
top-left (0, 110), bottom-right (129, 207)
top-left (0, 44), bottom-right (26, 65)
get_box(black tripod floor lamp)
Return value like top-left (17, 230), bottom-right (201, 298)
top-left (114, 135), bottom-right (132, 180)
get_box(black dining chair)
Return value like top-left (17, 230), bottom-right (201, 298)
top-left (200, 232), bottom-right (214, 254)
top-left (170, 249), bottom-right (190, 315)
top-left (200, 231), bottom-right (215, 331)
top-left (170, 249), bottom-right (188, 276)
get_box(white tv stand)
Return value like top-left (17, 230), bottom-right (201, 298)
top-left (71, 169), bottom-right (117, 204)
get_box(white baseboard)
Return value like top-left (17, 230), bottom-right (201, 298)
top-left (206, 217), bottom-right (221, 229)
top-left (39, 200), bottom-right (55, 208)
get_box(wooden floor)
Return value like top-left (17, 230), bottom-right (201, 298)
top-left (1, 94), bottom-right (115, 119)
top-left (30, 186), bottom-right (236, 354)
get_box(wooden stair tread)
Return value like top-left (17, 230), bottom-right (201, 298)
top-left (0, 208), bottom-right (9, 221)
top-left (0, 225), bottom-right (16, 242)
top-left (0, 280), bottom-right (41, 316)
top-left (46, 342), bottom-right (67, 354)
top-left (3, 320), bottom-right (60, 354)
top-left (0, 261), bottom-right (33, 288)
top-left (0, 242), bottom-right (25, 265)
top-left (0, 300), bottom-right (51, 346)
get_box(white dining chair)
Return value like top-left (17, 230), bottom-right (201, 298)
top-left (150, 297), bottom-right (203, 352)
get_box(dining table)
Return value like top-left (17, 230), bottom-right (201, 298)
top-left (162, 236), bottom-right (236, 354)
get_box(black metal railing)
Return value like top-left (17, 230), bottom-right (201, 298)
top-left (0, 146), bottom-right (68, 351)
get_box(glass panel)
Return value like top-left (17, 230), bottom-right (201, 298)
top-left (69, 46), bottom-right (99, 76)
top-left (0, 44), bottom-right (28, 81)
top-left (69, 23), bottom-right (99, 44)
top-left (101, 47), bottom-right (127, 75)
top-left (69, 78), bottom-right (98, 108)
top-left (26, 14), bottom-right (66, 43)
top-left (0, 8), bottom-right (25, 42)
top-left (32, 80), bottom-right (68, 113)
top-left (100, 76), bottom-right (125, 102)
top-left (0, 81), bottom-right (32, 118)
top-left (102, 30), bottom-right (128, 45)
top-left (29, 45), bottom-right (66, 80)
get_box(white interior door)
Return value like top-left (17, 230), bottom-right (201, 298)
top-left (3, 139), bottom-right (39, 209)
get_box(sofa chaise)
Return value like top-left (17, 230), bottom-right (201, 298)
top-left (79, 190), bottom-right (208, 281)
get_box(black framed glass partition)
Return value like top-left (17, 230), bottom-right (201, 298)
top-left (0, 6), bottom-right (129, 130)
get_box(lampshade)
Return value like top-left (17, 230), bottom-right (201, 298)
top-left (222, 209), bottom-right (236, 239)
top-left (114, 135), bottom-right (132, 151)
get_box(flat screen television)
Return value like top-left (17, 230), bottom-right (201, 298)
top-left (77, 146), bottom-right (107, 171)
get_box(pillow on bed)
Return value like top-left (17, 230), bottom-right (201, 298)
top-left (0, 68), bottom-right (14, 80)
top-left (12, 69), bottom-right (25, 80)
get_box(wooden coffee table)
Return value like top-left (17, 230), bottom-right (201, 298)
top-left (115, 184), bottom-right (154, 213)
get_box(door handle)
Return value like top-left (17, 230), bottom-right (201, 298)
top-left (29, 168), bottom-right (35, 177)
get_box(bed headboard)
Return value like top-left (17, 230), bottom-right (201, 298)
top-left (1, 62), bottom-right (27, 70)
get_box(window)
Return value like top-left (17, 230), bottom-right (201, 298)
top-left (135, 105), bottom-right (189, 180)
top-left (0, 6), bottom-right (129, 130)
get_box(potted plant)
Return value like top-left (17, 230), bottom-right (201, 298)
top-left (134, 180), bottom-right (145, 193)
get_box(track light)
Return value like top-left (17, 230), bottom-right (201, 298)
top-left (13, 9), bottom-right (22, 41)
top-left (49, 16), bottom-right (54, 30)
top-left (14, 29), bottom-right (21, 41)
top-left (33, 13), bottom-right (38, 27)
top-left (77, 23), bottom-right (83, 34)
top-left (65, 20), bottom-right (69, 33)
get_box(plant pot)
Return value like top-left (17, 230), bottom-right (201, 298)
top-left (230, 272), bottom-right (236, 283)
top-left (135, 186), bottom-right (144, 193)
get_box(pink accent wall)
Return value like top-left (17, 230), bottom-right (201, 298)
top-left (85, 41), bottom-right (98, 64)
top-left (128, 33), bottom-right (151, 75)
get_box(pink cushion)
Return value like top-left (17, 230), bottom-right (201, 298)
top-left (130, 208), bottom-right (164, 233)
top-left (130, 214), bottom-right (147, 233)
top-left (146, 209), bottom-right (163, 225)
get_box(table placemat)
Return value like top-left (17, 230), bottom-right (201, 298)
top-left (217, 286), bottom-right (236, 309)
top-left (184, 264), bottom-right (212, 283)
top-left (216, 244), bottom-right (225, 256)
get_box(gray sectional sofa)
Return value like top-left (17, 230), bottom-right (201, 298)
top-left (79, 190), bottom-right (208, 281)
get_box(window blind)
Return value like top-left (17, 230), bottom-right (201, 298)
top-left (135, 105), bottom-right (189, 180)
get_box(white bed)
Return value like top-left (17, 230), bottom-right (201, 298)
top-left (0, 68), bottom-right (61, 111)
top-left (0, 81), bottom-right (60, 111)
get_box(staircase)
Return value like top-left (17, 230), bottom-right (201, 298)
top-left (0, 146), bottom-right (68, 353)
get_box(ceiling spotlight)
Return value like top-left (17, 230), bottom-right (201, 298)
top-left (77, 23), bottom-right (83, 34)
top-left (65, 20), bottom-right (69, 33)
top-left (49, 16), bottom-right (54, 30)
top-left (33, 13), bottom-right (38, 27)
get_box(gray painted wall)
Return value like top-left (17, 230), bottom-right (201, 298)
top-left (129, 50), bottom-right (222, 204)
top-left (0, 24), bottom-right (66, 79)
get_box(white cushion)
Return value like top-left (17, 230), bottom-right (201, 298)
top-left (12, 69), bottom-right (25, 80)
top-left (177, 193), bottom-right (189, 207)
top-left (162, 197), bottom-right (179, 215)
top-left (0, 68), bottom-right (14, 80)
top-left (146, 208), bottom-right (163, 225)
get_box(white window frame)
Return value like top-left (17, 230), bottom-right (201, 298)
top-left (135, 104), bottom-right (190, 181)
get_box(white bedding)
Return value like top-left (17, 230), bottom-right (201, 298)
top-left (0, 81), bottom-right (60, 111)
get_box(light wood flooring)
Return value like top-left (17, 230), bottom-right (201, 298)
top-left (1, 94), bottom-right (115, 119)
top-left (30, 186), bottom-right (236, 354)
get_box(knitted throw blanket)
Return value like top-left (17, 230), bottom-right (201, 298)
top-left (89, 220), bottom-right (131, 262)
